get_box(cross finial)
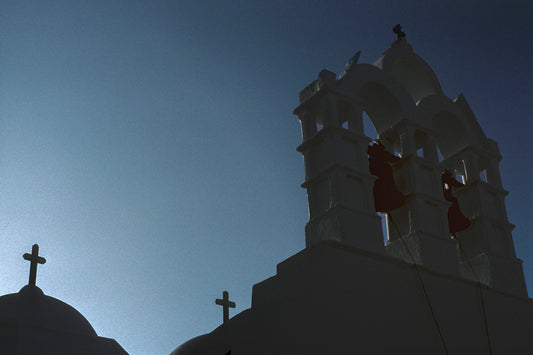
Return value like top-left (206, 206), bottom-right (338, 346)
top-left (393, 24), bottom-right (406, 39)
top-left (215, 291), bottom-right (235, 324)
top-left (23, 244), bottom-right (46, 286)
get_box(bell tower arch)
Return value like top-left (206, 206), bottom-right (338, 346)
top-left (426, 94), bottom-right (527, 296)
top-left (293, 36), bottom-right (527, 296)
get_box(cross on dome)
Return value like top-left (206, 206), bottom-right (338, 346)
top-left (215, 291), bottom-right (235, 324)
top-left (23, 244), bottom-right (46, 286)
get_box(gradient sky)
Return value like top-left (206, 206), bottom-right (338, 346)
top-left (0, 1), bottom-right (531, 354)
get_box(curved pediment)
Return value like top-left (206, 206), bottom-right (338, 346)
top-left (416, 94), bottom-right (489, 158)
top-left (375, 39), bottom-right (444, 103)
top-left (336, 63), bottom-right (417, 134)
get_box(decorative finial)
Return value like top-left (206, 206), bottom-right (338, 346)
top-left (393, 24), bottom-right (406, 39)
top-left (23, 244), bottom-right (46, 286)
top-left (337, 50), bottom-right (361, 80)
top-left (215, 291), bottom-right (236, 324)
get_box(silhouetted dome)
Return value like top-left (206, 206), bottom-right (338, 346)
top-left (0, 284), bottom-right (97, 337)
top-left (170, 334), bottom-right (210, 355)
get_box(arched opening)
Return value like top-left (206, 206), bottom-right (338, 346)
top-left (437, 146), bottom-right (444, 162)
top-left (358, 83), bottom-right (409, 246)
top-left (359, 82), bottom-right (404, 134)
top-left (362, 111), bottom-right (377, 141)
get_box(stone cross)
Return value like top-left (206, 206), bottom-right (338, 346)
top-left (23, 244), bottom-right (46, 286)
top-left (215, 291), bottom-right (235, 324)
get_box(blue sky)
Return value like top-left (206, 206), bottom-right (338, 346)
top-left (0, 1), bottom-right (531, 354)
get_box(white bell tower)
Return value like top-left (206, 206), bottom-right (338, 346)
top-left (293, 36), bottom-right (527, 297)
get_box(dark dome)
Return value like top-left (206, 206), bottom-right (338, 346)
top-left (0, 285), bottom-right (97, 337)
top-left (170, 334), bottom-right (210, 355)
